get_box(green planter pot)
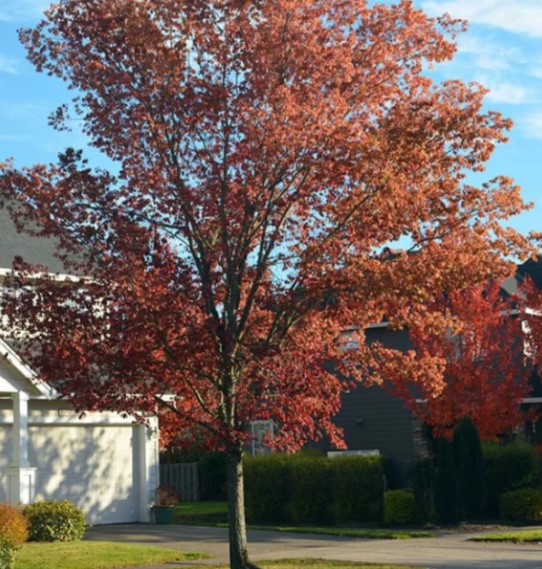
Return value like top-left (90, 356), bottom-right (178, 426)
top-left (153, 506), bottom-right (174, 525)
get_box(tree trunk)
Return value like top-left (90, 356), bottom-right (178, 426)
top-left (226, 446), bottom-right (259, 569)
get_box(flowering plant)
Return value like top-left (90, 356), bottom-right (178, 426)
top-left (154, 485), bottom-right (178, 507)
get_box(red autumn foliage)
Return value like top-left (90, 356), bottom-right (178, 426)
top-left (522, 270), bottom-right (542, 378)
top-left (0, 1), bottom-right (531, 567)
top-left (385, 282), bottom-right (532, 440)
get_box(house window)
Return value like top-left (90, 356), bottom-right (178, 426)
top-left (250, 420), bottom-right (274, 455)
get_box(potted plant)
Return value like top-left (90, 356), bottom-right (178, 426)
top-left (152, 485), bottom-right (178, 525)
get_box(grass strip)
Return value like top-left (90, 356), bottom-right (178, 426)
top-left (16, 540), bottom-right (209, 569)
top-left (173, 503), bottom-right (433, 539)
top-left (469, 530), bottom-right (542, 543)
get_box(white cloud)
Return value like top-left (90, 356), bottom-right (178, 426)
top-left (521, 110), bottom-right (542, 139)
top-left (456, 35), bottom-right (520, 70)
top-left (0, 55), bottom-right (20, 75)
top-left (422, 1), bottom-right (542, 38)
top-left (474, 74), bottom-right (532, 104)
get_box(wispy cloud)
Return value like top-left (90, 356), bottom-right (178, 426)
top-left (456, 35), bottom-right (520, 70)
top-left (0, 54), bottom-right (20, 75)
top-left (422, 1), bottom-right (542, 38)
top-left (521, 110), bottom-right (542, 140)
top-left (474, 75), bottom-right (533, 104)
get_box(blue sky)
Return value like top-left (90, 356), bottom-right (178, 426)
top-left (0, 0), bottom-right (540, 239)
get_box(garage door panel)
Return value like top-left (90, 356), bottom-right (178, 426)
top-left (29, 425), bottom-right (138, 524)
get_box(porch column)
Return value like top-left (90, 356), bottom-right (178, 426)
top-left (8, 392), bottom-right (36, 505)
top-left (136, 417), bottom-right (159, 522)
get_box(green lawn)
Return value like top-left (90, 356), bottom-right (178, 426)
top-left (198, 560), bottom-right (423, 569)
top-left (16, 541), bottom-right (209, 569)
top-left (174, 500), bottom-right (229, 524)
top-left (173, 502), bottom-right (434, 539)
top-left (469, 530), bottom-right (542, 543)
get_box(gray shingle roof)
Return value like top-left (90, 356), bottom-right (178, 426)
top-left (0, 206), bottom-right (67, 273)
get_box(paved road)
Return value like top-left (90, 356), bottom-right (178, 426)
top-left (86, 524), bottom-right (542, 569)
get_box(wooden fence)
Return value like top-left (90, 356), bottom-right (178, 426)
top-left (160, 463), bottom-right (200, 501)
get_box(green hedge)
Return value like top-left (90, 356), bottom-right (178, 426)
top-left (483, 441), bottom-right (539, 517)
top-left (244, 454), bottom-right (292, 523)
top-left (331, 456), bottom-right (384, 523)
top-left (499, 488), bottom-right (542, 523)
top-left (244, 453), bottom-right (384, 525)
top-left (290, 456), bottom-right (334, 524)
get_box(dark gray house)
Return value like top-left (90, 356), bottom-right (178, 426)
top-left (319, 257), bottom-right (542, 488)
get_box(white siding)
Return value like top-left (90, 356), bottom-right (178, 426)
top-left (28, 424), bottom-right (139, 524)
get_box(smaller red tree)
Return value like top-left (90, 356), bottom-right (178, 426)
top-left (386, 282), bottom-right (532, 440)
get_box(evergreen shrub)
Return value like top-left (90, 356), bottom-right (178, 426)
top-left (383, 489), bottom-right (417, 525)
top-left (244, 452), bottom-right (384, 525)
top-left (23, 500), bottom-right (87, 542)
top-left (290, 455), bottom-right (333, 524)
top-left (499, 488), bottom-right (542, 523)
top-left (432, 437), bottom-right (458, 523)
top-left (411, 457), bottom-right (435, 524)
top-left (199, 452), bottom-right (227, 500)
top-left (244, 454), bottom-right (292, 523)
top-left (331, 456), bottom-right (384, 523)
top-left (452, 418), bottom-right (485, 519)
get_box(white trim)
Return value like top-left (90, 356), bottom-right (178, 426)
top-left (367, 322), bottom-right (389, 329)
top-left (522, 398), bottom-right (542, 404)
top-left (0, 414), bottom-right (137, 426)
top-left (0, 339), bottom-right (57, 399)
top-left (0, 268), bottom-right (81, 282)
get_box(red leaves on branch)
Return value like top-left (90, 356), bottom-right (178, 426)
top-left (388, 282), bottom-right (532, 440)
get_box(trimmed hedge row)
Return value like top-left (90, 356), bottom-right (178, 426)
top-left (244, 453), bottom-right (384, 524)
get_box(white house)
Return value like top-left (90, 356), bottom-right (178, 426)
top-left (0, 206), bottom-right (159, 524)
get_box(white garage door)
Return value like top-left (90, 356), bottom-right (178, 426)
top-left (29, 425), bottom-right (139, 524)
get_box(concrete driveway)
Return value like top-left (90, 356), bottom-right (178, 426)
top-left (86, 523), bottom-right (542, 569)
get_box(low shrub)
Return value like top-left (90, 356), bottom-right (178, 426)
top-left (0, 537), bottom-right (16, 569)
top-left (0, 504), bottom-right (28, 569)
top-left (0, 503), bottom-right (28, 547)
top-left (383, 490), bottom-right (417, 525)
top-left (499, 488), bottom-right (542, 523)
top-left (23, 500), bottom-right (87, 542)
